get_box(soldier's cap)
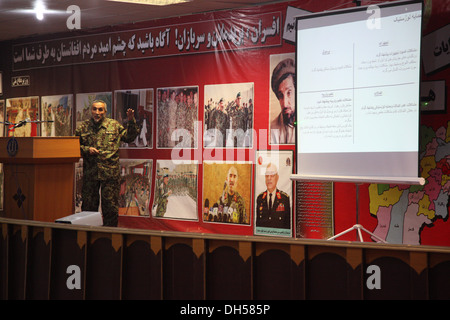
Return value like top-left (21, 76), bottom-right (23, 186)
top-left (219, 98), bottom-right (224, 103)
top-left (271, 58), bottom-right (295, 94)
top-left (236, 92), bottom-right (241, 98)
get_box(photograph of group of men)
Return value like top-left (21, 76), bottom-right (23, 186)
top-left (118, 159), bottom-right (152, 217)
top-left (114, 89), bottom-right (153, 148)
top-left (156, 86), bottom-right (199, 149)
top-left (204, 82), bottom-right (254, 148)
top-left (41, 94), bottom-right (73, 137)
top-left (5, 96), bottom-right (40, 137)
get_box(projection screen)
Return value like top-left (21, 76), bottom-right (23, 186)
top-left (292, 0), bottom-right (425, 185)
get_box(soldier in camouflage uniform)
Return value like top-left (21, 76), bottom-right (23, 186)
top-left (209, 98), bottom-right (229, 147)
top-left (75, 100), bottom-right (139, 226)
top-left (218, 166), bottom-right (246, 224)
top-left (229, 92), bottom-right (246, 147)
top-left (155, 174), bottom-right (172, 217)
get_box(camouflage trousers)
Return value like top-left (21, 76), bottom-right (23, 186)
top-left (81, 178), bottom-right (120, 227)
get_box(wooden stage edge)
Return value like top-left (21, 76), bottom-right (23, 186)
top-left (2, 216), bottom-right (450, 254)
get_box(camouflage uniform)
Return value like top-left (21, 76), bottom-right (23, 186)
top-left (229, 106), bottom-right (246, 147)
top-left (75, 117), bottom-right (139, 226)
top-left (155, 181), bottom-right (170, 217)
top-left (218, 191), bottom-right (246, 224)
top-left (209, 108), bottom-right (229, 147)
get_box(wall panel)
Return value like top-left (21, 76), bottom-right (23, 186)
top-left (2, 218), bottom-right (450, 300)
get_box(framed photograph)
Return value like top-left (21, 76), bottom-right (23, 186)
top-left (0, 100), bottom-right (4, 136)
top-left (204, 82), bottom-right (254, 148)
top-left (202, 161), bottom-right (252, 225)
top-left (41, 94), bottom-right (73, 136)
top-left (269, 53), bottom-right (295, 145)
top-left (254, 150), bottom-right (293, 237)
top-left (156, 86), bottom-right (198, 149)
top-left (151, 159), bottom-right (198, 221)
top-left (118, 159), bottom-right (153, 217)
top-left (5, 96), bottom-right (39, 137)
top-left (114, 89), bottom-right (154, 148)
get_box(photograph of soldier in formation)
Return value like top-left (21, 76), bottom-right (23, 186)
top-left (118, 159), bottom-right (152, 216)
top-left (254, 150), bottom-right (293, 237)
top-left (114, 89), bottom-right (153, 148)
top-left (75, 92), bottom-right (112, 128)
top-left (203, 161), bottom-right (252, 225)
top-left (269, 53), bottom-right (296, 145)
top-left (204, 82), bottom-right (254, 148)
top-left (151, 159), bottom-right (198, 220)
top-left (156, 86), bottom-right (198, 149)
top-left (41, 95), bottom-right (73, 136)
top-left (6, 96), bottom-right (39, 137)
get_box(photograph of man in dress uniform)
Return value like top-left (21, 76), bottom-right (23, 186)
top-left (114, 89), bottom-right (153, 148)
top-left (41, 94), bottom-right (73, 136)
top-left (269, 53), bottom-right (296, 145)
top-left (203, 161), bottom-right (252, 225)
top-left (204, 83), bottom-right (254, 148)
top-left (254, 151), bottom-right (293, 237)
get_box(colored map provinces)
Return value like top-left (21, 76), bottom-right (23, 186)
top-left (368, 122), bottom-right (450, 245)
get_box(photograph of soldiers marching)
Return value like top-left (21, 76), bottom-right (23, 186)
top-left (152, 159), bottom-right (198, 220)
top-left (156, 86), bottom-right (198, 149)
top-left (204, 82), bottom-right (254, 148)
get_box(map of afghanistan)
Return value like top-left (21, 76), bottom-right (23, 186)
top-left (369, 122), bottom-right (450, 245)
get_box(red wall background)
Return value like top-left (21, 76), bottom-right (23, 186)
top-left (0, 0), bottom-right (449, 246)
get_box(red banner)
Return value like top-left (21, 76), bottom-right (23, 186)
top-left (12, 11), bottom-right (282, 71)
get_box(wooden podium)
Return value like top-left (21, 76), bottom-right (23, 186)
top-left (0, 137), bottom-right (80, 222)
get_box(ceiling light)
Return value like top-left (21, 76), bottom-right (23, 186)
top-left (35, 1), bottom-right (45, 20)
top-left (107, 0), bottom-right (192, 5)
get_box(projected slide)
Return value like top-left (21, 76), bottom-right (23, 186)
top-left (295, 0), bottom-right (424, 183)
